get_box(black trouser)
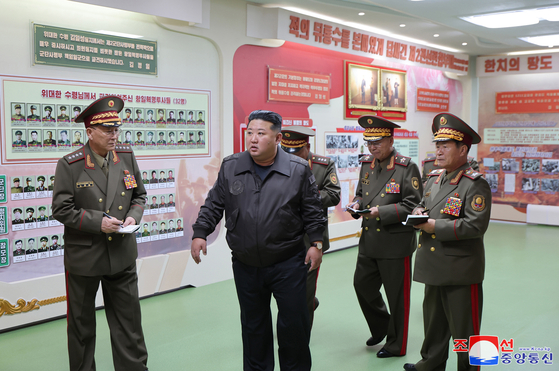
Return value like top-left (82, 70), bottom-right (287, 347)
top-left (232, 250), bottom-right (311, 371)
top-left (65, 263), bottom-right (148, 371)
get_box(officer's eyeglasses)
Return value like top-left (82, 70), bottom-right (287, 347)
top-left (94, 127), bottom-right (121, 137)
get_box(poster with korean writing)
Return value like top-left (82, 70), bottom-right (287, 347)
top-left (477, 72), bottom-right (559, 208)
top-left (2, 78), bottom-right (209, 162)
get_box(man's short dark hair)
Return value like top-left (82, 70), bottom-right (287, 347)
top-left (248, 110), bottom-right (282, 132)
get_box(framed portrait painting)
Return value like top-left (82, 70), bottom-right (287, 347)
top-left (380, 69), bottom-right (407, 112)
top-left (346, 63), bottom-right (380, 110)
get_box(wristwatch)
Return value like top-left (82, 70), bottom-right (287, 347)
top-left (311, 242), bottom-right (323, 250)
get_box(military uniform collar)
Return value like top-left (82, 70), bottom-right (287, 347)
top-left (444, 162), bottom-right (471, 185)
top-left (375, 148), bottom-right (397, 170)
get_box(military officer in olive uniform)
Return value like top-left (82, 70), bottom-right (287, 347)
top-left (12, 104), bottom-right (25, 121)
top-left (50, 235), bottom-right (61, 250)
top-left (13, 240), bottom-right (25, 256)
top-left (38, 237), bottom-right (49, 252)
top-left (37, 206), bottom-right (49, 221)
top-left (36, 176), bottom-right (47, 191)
top-left (421, 155), bottom-right (479, 185)
top-left (52, 95), bottom-right (148, 371)
top-left (404, 113), bottom-right (492, 371)
top-left (26, 238), bottom-right (38, 254)
top-left (48, 176), bottom-right (55, 191)
top-left (135, 131), bottom-right (145, 146)
top-left (44, 130), bottom-right (57, 147)
top-left (43, 106), bottom-right (55, 122)
top-left (12, 208), bottom-right (24, 224)
top-left (25, 207), bottom-right (36, 223)
top-left (13, 130), bottom-right (26, 147)
top-left (24, 178), bottom-right (35, 192)
top-left (281, 125), bottom-right (341, 326)
top-left (347, 116), bottom-right (422, 359)
top-left (58, 106), bottom-right (70, 122)
top-left (12, 178), bottom-right (23, 193)
top-left (27, 105), bottom-right (41, 121)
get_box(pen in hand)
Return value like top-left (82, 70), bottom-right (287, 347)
top-left (103, 212), bottom-right (123, 227)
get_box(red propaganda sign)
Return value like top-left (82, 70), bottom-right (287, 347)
top-left (496, 90), bottom-right (559, 114)
top-left (268, 67), bottom-right (330, 104)
top-left (417, 88), bottom-right (449, 112)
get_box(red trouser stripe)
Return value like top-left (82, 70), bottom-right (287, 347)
top-left (400, 255), bottom-right (411, 355)
top-left (470, 283), bottom-right (480, 335)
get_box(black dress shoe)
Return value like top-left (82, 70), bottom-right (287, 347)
top-left (403, 363), bottom-right (417, 371)
top-left (314, 297), bottom-right (319, 310)
top-left (366, 335), bottom-right (385, 346)
top-left (376, 348), bottom-right (399, 358)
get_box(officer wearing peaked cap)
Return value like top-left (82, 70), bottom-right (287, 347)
top-left (281, 125), bottom-right (341, 327)
top-left (52, 95), bottom-right (148, 371)
top-left (404, 113), bottom-right (491, 371)
top-left (346, 115), bottom-right (422, 359)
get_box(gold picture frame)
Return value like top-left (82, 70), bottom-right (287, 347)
top-left (346, 63), bottom-right (381, 110)
top-left (380, 69), bottom-right (407, 112)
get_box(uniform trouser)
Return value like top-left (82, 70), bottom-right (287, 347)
top-left (65, 263), bottom-right (148, 371)
top-left (353, 254), bottom-right (412, 355)
top-left (232, 250), bottom-right (311, 371)
top-left (415, 284), bottom-right (483, 371)
top-left (306, 266), bottom-right (320, 328)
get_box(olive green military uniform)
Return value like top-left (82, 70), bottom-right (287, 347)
top-left (53, 95), bottom-right (148, 371)
top-left (305, 152), bottom-right (341, 324)
top-left (421, 156), bottom-right (479, 184)
top-left (352, 148), bottom-right (422, 356)
top-left (413, 163), bottom-right (491, 371)
top-left (53, 141), bottom-right (148, 371)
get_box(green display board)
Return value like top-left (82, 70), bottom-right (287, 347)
top-left (34, 23), bottom-right (157, 75)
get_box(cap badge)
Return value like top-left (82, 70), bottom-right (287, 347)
top-left (440, 117), bottom-right (448, 125)
top-left (108, 100), bottom-right (115, 108)
top-left (367, 119), bottom-right (373, 124)
top-left (285, 133), bottom-right (290, 137)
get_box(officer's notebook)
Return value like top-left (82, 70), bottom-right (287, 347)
top-left (402, 215), bottom-right (429, 226)
top-left (118, 224), bottom-right (141, 234)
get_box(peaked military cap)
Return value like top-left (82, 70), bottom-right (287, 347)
top-left (136, 109), bottom-right (142, 114)
top-left (73, 106), bottom-right (81, 112)
top-left (37, 175), bottom-right (45, 182)
top-left (60, 106), bottom-right (67, 111)
top-left (13, 208), bottom-right (22, 213)
top-left (432, 112), bottom-right (481, 148)
top-left (75, 95), bottom-right (124, 128)
top-left (15, 104), bottom-right (22, 109)
top-left (40, 236), bottom-right (48, 242)
top-left (30, 105), bottom-right (37, 110)
top-left (358, 115), bottom-right (400, 142)
top-left (44, 106), bottom-right (53, 112)
top-left (26, 207), bottom-right (34, 213)
top-left (13, 178), bottom-right (20, 182)
top-left (15, 130), bottom-right (22, 135)
top-left (38, 206), bottom-right (46, 211)
top-left (281, 126), bottom-right (315, 154)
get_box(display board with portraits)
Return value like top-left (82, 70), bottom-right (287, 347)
top-left (3, 77), bottom-right (210, 162)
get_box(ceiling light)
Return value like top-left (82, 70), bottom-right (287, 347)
top-left (507, 48), bottom-right (559, 55)
top-left (358, 12), bottom-right (365, 16)
top-left (462, 42), bottom-right (468, 45)
top-left (433, 34), bottom-right (439, 37)
top-left (400, 24), bottom-right (406, 27)
top-left (519, 34), bottom-right (559, 47)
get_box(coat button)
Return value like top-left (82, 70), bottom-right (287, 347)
top-left (376, 228), bottom-right (380, 232)
top-left (366, 205), bottom-right (370, 208)
top-left (440, 210), bottom-right (444, 214)
top-left (418, 244), bottom-right (421, 248)
top-left (420, 231), bottom-right (423, 235)
top-left (430, 247), bottom-right (435, 251)
top-left (106, 210), bottom-right (110, 213)
top-left (108, 236), bottom-right (112, 241)
top-left (431, 234), bottom-right (436, 239)
top-left (376, 217), bottom-right (380, 221)
top-left (99, 198), bottom-right (103, 203)
top-left (365, 227), bottom-right (369, 231)
top-left (381, 193), bottom-right (385, 197)
top-left (365, 217), bottom-right (369, 220)
top-left (118, 206), bottom-right (123, 210)
top-left (121, 192), bottom-right (125, 196)
top-left (365, 192), bottom-right (369, 196)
